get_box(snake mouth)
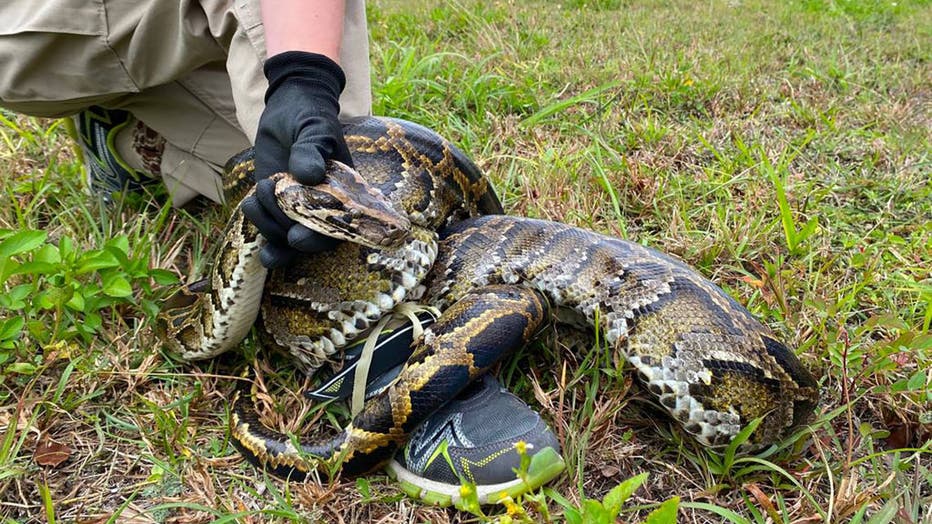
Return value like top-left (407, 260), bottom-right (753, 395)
top-left (273, 163), bottom-right (411, 249)
top-left (325, 211), bottom-right (410, 248)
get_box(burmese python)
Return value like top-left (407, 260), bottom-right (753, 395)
top-left (159, 116), bottom-right (819, 479)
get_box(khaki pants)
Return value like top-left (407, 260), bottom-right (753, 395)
top-left (0, 0), bottom-right (371, 205)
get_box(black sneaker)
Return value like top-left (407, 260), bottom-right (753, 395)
top-left (386, 374), bottom-right (565, 508)
top-left (71, 106), bottom-right (156, 200)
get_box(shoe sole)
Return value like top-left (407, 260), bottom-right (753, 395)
top-left (386, 446), bottom-right (565, 508)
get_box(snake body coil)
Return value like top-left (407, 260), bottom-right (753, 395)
top-left (159, 116), bottom-right (819, 479)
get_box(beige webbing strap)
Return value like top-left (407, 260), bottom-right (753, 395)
top-left (351, 314), bottom-right (392, 416)
top-left (349, 303), bottom-right (441, 416)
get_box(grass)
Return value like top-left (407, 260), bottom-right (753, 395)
top-left (1, 0), bottom-right (930, 522)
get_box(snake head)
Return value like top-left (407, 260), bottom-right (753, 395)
top-left (271, 162), bottom-right (411, 249)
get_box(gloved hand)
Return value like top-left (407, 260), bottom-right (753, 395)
top-left (241, 51), bottom-right (352, 268)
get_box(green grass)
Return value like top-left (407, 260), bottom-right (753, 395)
top-left (1, 0), bottom-right (930, 522)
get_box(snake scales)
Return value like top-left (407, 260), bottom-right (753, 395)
top-left (159, 116), bottom-right (819, 479)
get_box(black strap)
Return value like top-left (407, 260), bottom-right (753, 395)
top-left (306, 313), bottom-right (435, 402)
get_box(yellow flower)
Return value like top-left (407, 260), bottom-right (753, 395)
top-left (460, 484), bottom-right (473, 498)
top-left (503, 497), bottom-right (520, 515)
top-left (514, 440), bottom-right (528, 455)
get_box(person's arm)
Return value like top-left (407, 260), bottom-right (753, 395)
top-left (262, 0), bottom-right (345, 60)
top-left (243, 0), bottom-right (352, 268)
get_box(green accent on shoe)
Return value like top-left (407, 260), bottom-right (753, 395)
top-left (457, 444), bottom-right (515, 485)
top-left (425, 438), bottom-right (455, 474)
top-left (102, 116), bottom-right (139, 180)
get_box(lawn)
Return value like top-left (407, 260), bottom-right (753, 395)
top-left (0, 0), bottom-right (929, 522)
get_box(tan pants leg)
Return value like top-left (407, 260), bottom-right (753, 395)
top-left (111, 63), bottom-right (251, 205)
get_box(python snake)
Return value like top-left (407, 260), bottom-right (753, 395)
top-left (159, 116), bottom-right (819, 479)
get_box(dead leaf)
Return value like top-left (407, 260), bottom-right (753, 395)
top-left (889, 351), bottom-right (912, 367)
top-left (884, 421), bottom-right (913, 449)
top-left (789, 515), bottom-right (824, 524)
top-left (34, 438), bottom-right (71, 467)
top-left (0, 405), bottom-right (41, 438)
top-left (599, 464), bottom-right (620, 478)
top-left (746, 482), bottom-right (779, 522)
top-left (75, 517), bottom-right (110, 524)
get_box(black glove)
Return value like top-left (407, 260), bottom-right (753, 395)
top-left (241, 51), bottom-right (352, 268)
